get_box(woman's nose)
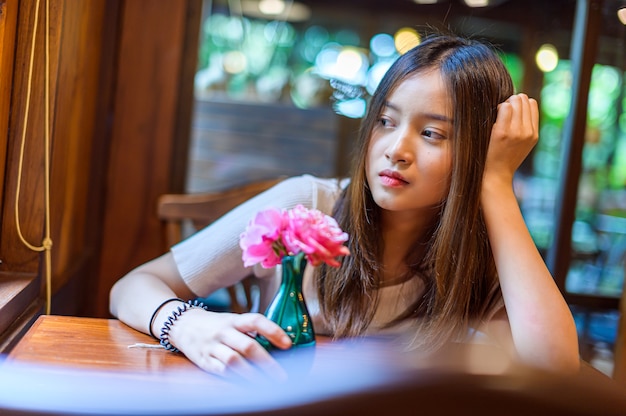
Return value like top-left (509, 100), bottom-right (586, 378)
top-left (384, 131), bottom-right (414, 164)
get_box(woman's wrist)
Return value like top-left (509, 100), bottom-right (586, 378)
top-left (150, 299), bottom-right (187, 339)
top-left (149, 298), bottom-right (184, 339)
top-left (481, 171), bottom-right (515, 197)
top-left (158, 299), bottom-right (211, 353)
top-left (480, 172), bottom-right (520, 218)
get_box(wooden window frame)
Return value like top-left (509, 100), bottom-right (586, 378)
top-left (0, 0), bottom-right (46, 352)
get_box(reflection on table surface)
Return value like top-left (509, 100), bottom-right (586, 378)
top-left (1, 315), bottom-right (626, 416)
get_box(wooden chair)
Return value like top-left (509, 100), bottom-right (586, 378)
top-left (156, 177), bottom-right (285, 313)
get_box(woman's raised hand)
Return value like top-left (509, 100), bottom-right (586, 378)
top-left (485, 93), bottom-right (539, 185)
top-left (166, 308), bottom-right (292, 381)
top-left (480, 93), bottom-right (581, 372)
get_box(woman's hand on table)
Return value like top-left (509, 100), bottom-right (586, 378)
top-left (167, 308), bottom-right (292, 381)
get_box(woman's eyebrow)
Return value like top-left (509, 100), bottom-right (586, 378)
top-left (383, 100), bottom-right (400, 112)
top-left (425, 113), bottom-right (452, 123)
top-left (383, 100), bottom-right (451, 123)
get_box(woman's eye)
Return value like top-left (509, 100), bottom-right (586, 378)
top-left (379, 118), bottom-right (393, 128)
top-left (423, 129), bottom-right (445, 140)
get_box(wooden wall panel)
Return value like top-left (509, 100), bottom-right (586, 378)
top-left (47, 0), bottom-right (121, 315)
top-left (187, 99), bottom-right (341, 193)
top-left (0, 0), bottom-right (47, 346)
top-left (0, 0), bottom-right (18, 204)
top-left (0, 0), bottom-right (121, 343)
top-left (0, 0), bottom-right (55, 275)
top-left (90, 0), bottom-right (202, 317)
top-left (49, 0), bottom-right (107, 289)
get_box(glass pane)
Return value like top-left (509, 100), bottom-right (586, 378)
top-left (517, 5), bottom-right (625, 372)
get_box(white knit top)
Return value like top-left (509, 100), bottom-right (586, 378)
top-left (171, 174), bottom-right (424, 336)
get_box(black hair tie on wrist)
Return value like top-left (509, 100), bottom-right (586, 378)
top-left (159, 299), bottom-right (210, 353)
top-left (148, 298), bottom-right (184, 340)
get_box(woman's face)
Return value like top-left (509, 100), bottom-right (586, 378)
top-left (366, 70), bottom-right (453, 217)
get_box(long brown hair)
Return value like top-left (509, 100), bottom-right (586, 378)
top-left (316, 34), bottom-right (514, 351)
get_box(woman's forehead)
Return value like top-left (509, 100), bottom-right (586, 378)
top-left (385, 71), bottom-right (453, 117)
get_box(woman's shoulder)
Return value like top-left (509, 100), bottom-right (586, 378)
top-left (279, 174), bottom-right (348, 190)
top-left (275, 174), bottom-right (349, 214)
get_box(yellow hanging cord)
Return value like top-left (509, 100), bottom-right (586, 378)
top-left (15, 0), bottom-right (53, 315)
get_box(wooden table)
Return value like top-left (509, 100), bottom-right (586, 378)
top-left (3, 315), bottom-right (626, 416)
top-left (0, 315), bottom-right (411, 415)
top-left (4, 315), bottom-right (378, 379)
top-left (6, 315), bottom-right (203, 375)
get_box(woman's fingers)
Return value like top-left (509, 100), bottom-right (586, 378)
top-left (204, 341), bottom-right (274, 382)
top-left (233, 313), bottom-right (292, 349)
top-left (517, 94), bottom-right (538, 141)
top-left (493, 99), bottom-right (513, 136)
top-left (530, 97), bottom-right (539, 137)
top-left (194, 349), bottom-right (228, 376)
top-left (507, 93), bottom-right (538, 140)
top-left (169, 311), bottom-right (293, 381)
top-left (486, 93), bottom-right (540, 183)
top-left (189, 312), bottom-right (290, 381)
top-left (218, 329), bottom-right (289, 381)
top-left (493, 93), bottom-right (539, 143)
top-left (187, 335), bottom-right (266, 381)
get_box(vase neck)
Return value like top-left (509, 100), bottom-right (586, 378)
top-left (281, 254), bottom-right (306, 288)
top-left (282, 254), bottom-right (306, 273)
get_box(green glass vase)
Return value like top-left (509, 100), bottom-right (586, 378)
top-left (256, 252), bottom-right (316, 350)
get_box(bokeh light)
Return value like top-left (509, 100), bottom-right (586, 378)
top-left (394, 27), bottom-right (420, 54)
top-left (618, 7), bottom-right (626, 24)
top-left (370, 33), bottom-right (396, 58)
top-left (464, 0), bottom-right (490, 6)
top-left (334, 98), bottom-right (367, 119)
top-left (223, 51), bottom-right (247, 74)
top-left (258, 0), bottom-right (285, 15)
top-left (366, 60), bottom-right (394, 95)
top-left (536, 44), bottom-right (559, 72)
top-left (336, 48), bottom-right (367, 81)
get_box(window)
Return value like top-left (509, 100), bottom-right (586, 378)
top-left (0, 0), bottom-right (119, 351)
top-left (0, 0), bottom-right (42, 352)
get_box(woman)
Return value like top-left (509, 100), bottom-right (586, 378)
top-left (110, 34), bottom-right (580, 379)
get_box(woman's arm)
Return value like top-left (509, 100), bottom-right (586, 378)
top-left (109, 175), bottom-right (336, 379)
top-left (109, 252), bottom-right (196, 334)
top-left (481, 94), bottom-right (580, 373)
top-left (109, 253), bottom-right (291, 380)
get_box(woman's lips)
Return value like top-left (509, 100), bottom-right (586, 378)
top-left (379, 170), bottom-right (408, 187)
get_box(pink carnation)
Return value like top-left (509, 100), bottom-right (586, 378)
top-left (240, 205), bottom-right (350, 268)
top-left (239, 207), bottom-right (287, 268)
top-left (282, 205), bottom-right (350, 267)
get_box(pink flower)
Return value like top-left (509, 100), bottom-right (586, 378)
top-left (239, 208), bottom-right (287, 268)
top-left (240, 205), bottom-right (350, 268)
top-left (283, 205), bottom-right (350, 267)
